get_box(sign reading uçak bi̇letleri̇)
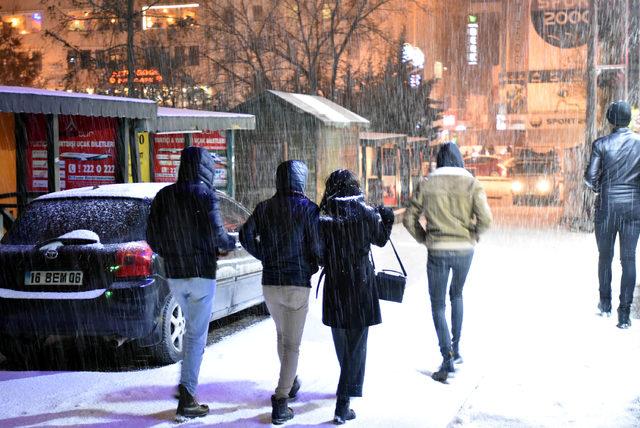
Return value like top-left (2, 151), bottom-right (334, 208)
top-left (25, 115), bottom-right (117, 191)
top-left (152, 131), bottom-right (227, 188)
top-left (531, 0), bottom-right (589, 49)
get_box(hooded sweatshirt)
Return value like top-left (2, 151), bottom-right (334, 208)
top-left (146, 147), bottom-right (236, 279)
top-left (240, 160), bottom-right (322, 287)
top-left (403, 143), bottom-right (493, 250)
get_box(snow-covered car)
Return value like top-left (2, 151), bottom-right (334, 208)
top-left (0, 183), bottom-right (263, 364)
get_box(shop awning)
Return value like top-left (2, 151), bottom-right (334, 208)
top-left (0, 86), bottom-right (157, 119)
top-left (266, 90), bottom-right (369, 128)
top-left (150, 107), bottom-right (256, 133)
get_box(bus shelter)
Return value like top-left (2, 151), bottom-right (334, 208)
top-left (0, 86), bottom-right (156, 234)
top-left (144, 107), bottom-right (255, 197)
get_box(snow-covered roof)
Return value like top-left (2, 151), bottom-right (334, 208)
top-left (0, 86), bottom-right (157, 119)
top-left (151, 107), bottom-right (256, 133)
top-left (35, 183), bottom-right (170, 201)
top-left (266, 90), bottom-right (369, 128)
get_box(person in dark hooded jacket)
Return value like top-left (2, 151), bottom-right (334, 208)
top-left (585, 100), bottom-right (640, 328)
top-left (318, 169), bottom-right (394, 425)
top-left (146, 146), bottom-right (236, 421)
top-left (403, 142), bottom-right (492, 383)
top-left (239, 160), bottom-right (321, 425)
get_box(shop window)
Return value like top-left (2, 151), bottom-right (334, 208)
top-left (94, 50), bottom-right (107, 68)
top-left (67, 11), bottom-right (93, 32)
top-left (142, 4), bottom-right (198, 30)
top-left (252, 5), bottom-right (263, 21)
top-left (67, 50), bottom-right (79, 68)
top-left (188, 46), bottom-right (199, 66)
top-left (174, 46), bottom-right (185, 64)
top-left (80, 50), bottom-right (92, 69)
top-left (223, 7), bottom-right (234, 26)
top-left (1, 12), bottom-right (43, 35)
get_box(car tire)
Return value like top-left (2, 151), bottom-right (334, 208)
top-left (151, 294), bottom-right (185, 365)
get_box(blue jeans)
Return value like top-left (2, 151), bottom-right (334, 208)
top-left (427, 250), bottom-right (474, 360)
top-left (595, 214), bottom-right (640, 314)
top-left (167, 277), bottom-right (216, 396)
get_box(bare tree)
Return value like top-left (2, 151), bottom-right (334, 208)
top-left (201, 0), bottom-right (398, 101)
top-left (0, 28), bottom-right (41, 86)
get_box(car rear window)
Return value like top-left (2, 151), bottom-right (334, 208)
top-left (2, 198), bottom-right (150, 245)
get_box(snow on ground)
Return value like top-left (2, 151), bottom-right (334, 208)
top-left (1, 223), bottom-right (640, 427)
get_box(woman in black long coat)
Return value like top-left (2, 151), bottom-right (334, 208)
top-left (319, 170), bottom-right (394, 424)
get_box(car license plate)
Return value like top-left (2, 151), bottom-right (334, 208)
top-left (24, 271), bottom-right (83, 286)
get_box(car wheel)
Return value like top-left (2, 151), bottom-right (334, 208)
top-left (151, 294), bottom-right (185, 365)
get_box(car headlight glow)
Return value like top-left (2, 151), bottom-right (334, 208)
top-left (536, 179), bottom-right (551, 193)
top-left (511, 180), bottom-right (523, 193)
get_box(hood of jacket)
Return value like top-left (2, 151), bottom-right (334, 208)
top-left (177, 146), bottom-right (216, 188)
top-left (276, 160), bottom-right (308, 195)
top-left (436, 142), bottom-right (465, 168)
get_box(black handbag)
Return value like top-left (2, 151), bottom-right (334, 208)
top-left (371, 239), bottom-right (407, 303)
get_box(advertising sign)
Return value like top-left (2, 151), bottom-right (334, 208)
top-left (193, 131), bottom-right (227, 189)
top-left (26, 115), bottom-right (117, 191)
top-left (531, 0), bottom-right (589, 48)
top-left (152, 133), bottom-right (185, 183)
top-left (151, 131), bottom-right (228, 188)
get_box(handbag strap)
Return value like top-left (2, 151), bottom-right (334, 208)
top-left (315, 268), bottom-right (325, 299)
top-left (370, 239), bottom-right (407, 277)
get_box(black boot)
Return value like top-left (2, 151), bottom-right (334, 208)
top-left (617, 308), bottom-right (632, 329)
top-left (271, 394), bottom-right (294, 425)
top-left (288, 376), bottom-right (301, 400)
top-left (176, 384), bottom-right (209, 421)
top-left (432, 356), bottom-right (455, 383)
top-left (598, 300), bottom-right (612, 317)
top-left (333, 396), bottom-right (356, 425)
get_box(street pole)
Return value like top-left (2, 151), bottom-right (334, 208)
top-left (585, 0), bottom-right (598, 145)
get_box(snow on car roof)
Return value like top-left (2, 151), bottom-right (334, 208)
top-left (36, 183), bottom-right (171, 201)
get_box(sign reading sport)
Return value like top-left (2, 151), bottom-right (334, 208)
top-left (531, 0), bottom-right (590, 49)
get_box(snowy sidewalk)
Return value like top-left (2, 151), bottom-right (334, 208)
top-left (1, 226), bottom-right (640, 427)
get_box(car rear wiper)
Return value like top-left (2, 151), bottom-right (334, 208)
top-left (35, 237), bottom-right (99, 250)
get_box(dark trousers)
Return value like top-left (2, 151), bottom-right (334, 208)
top-left (595, 214), bottom-right (640, 314)
top-left (331, 327), bottom-right (369, 398)
top-left (427, 250), bottom-right (474, 360)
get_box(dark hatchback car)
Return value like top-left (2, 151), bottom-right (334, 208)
top-left (0, 183), bottom-right (263, 364)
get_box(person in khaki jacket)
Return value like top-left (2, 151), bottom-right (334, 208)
top-left (403, 142), bottom-right (492, 383)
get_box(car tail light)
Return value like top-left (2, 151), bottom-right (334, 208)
top-left (114, 243), bottom-right (153, 279)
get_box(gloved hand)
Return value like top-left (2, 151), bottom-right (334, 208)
top-left (376, 205), bottom-right (395, 225)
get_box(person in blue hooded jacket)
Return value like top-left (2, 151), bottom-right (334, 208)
top-left (240, 160), bottom-right (322, 425)
top-left (147, 146), bottom-right (236, 421)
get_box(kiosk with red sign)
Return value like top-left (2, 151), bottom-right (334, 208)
top-left (146, 107), bottom-right (255, 196)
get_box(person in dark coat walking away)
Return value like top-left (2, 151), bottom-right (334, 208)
top-left (585, 100), bottom-right (640, 329)
top-left (403, 142), bottom-right (492, 383)
top-left (146, 147), bottom-right (236, 421)
top-left (318, 169), bottom-right (394, 424)
top-left (240, 160), bottom-right (322, 425)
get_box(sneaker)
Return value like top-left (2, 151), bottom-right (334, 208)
top-left (598, 301), bottom-right (612, 317)
top-left (288, 376), bottom-right (300, 400)
top-left (176, 384), bottom-right (209, 421)
top-left (271, 394), bottom-right (294, 425)
top-left (333, 397), bottom-right (356, 425)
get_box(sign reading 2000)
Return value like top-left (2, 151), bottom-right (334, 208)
top-left (531, 0), bottom-right (590, 49)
